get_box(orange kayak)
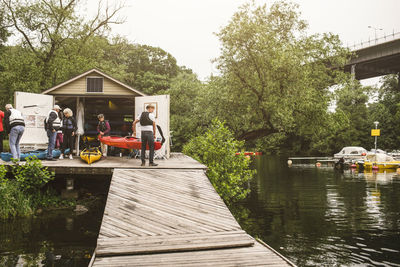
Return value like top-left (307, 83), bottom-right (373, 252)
top-left (99, 135), bottom-right (162, 150)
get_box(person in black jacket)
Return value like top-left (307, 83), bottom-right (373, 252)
top-left (132, 104), bottom-right (158, 167)
top-left (60, 108), bottom-right (77, 160)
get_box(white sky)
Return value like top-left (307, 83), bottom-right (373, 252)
top-left (86, 0), bottom-right (400, 83)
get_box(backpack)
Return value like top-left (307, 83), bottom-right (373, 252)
top-left (140, 112), bottom-right (153, 126)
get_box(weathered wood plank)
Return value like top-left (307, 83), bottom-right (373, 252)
top-left (96, 231), bottom-right (254, 256)
top-left (93, 241), bottom-right (292, 266)
top-left (93, 168), bottom-right (293, 267)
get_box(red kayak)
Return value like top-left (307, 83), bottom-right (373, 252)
top-left (99, 135), bottom-right (162, 150)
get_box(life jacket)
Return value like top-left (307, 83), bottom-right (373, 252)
top-left (63, 117), bottom-right (74, 130)
top-left (9, 109), bottom-right (25, 125)
top-left (46, 110), bottom-right (61, 130)
top-left (140, 112), bottom-right (153, 126)
top-left (98, 120), bottom-right (109, 132)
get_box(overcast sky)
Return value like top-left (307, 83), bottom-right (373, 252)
top-left (87, 0), bottom-right (400, 82)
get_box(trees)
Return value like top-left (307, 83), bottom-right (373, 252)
top-left (368, 75), bottom-right (400, 150)
top-left (1, 0), bottom-right (125, 89)
top-left (213, 1), bottom-right (350, 153)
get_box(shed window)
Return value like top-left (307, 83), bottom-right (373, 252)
top-left (87, 77), bottom-right (103, 92)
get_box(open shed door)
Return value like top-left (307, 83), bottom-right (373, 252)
top-left (135, 95), bottom-right (170, 159)
top-left (15, 91), bottom-right (54, 150)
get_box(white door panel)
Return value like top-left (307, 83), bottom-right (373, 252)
top-left (135, 95), bottom-right (170, 158)
top-left (14, 91), bottom-right (54, 150)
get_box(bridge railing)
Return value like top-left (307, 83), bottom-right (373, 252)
top-left (348, 31), bottom-right (400, 51)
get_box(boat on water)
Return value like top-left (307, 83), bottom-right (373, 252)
top-left (99, 135), bottom-right (162, 150)
top-left (0, 149), bottom-right (62, 162)
top-left (357, 153), bottom-right (400, 170)
top-left (80, 148), bottom-right (102, 164)
top-left (334, 146), bottom-right (368, 159)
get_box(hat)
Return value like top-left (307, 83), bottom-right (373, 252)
top-left (146, 104), bottom-right (155, 110)
top-left (54, 105), bottom-right (61, 110)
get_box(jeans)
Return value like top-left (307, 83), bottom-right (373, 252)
top-left (47, 129), bottom-right (57, 158)
top-left (141, 131), bottom-right (155, 163)
top-left (9, 125), bottom-right (25, 160)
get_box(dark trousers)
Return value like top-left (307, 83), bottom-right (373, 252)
top-left (0, 131), bottom-right (3, 153)
top-left (141, 131), bottom-right (155, 163)
top-left (62, 129), bottom-right (74, 154)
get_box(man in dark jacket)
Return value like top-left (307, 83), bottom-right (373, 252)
top-left (4, 104), bottom-right (25, 161)
top-left (132, 104), bottom-right (158, 167)
top-left (46, 105), bottom-right (61, 160)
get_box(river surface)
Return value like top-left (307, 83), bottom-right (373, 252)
top-left (236, 156), bottom-right (400, 267)
top-left (1, 159), bottom-right (400, 266)
top-left (0, 175), bottom-right (109, 267)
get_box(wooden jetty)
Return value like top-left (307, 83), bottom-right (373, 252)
top-left (88, 157), bottom-right (294, 266)
top-left (2, 153), bottom-right (294, 266)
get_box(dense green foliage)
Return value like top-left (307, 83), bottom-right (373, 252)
top-left (1, 0), bottom-right (399, 157)
top-left (0, 158), bottom-right (73, 219)
top-left (12, 157), bottom-right (55, 193)
top-left (183, 119), bottom-right (255, 203)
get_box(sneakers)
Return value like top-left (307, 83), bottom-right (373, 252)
top-left (69, 154), bottom-right (73, 160)
top-left (141, 162), bottom-right (146, 167)
top-left (59, 154), bottom-right (64, 160)
top-left (149, 163), bottom-right (158, 167)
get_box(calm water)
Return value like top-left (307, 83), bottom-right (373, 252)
top-left (0, 176), bottom-right (109, 267)
top-left (236, 156), bottom-right (400, 267)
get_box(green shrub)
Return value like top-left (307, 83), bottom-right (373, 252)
top-left (0, 180), bottom-right (34, 219)
top-left (12, 157), bottom-right (55, 193)
top-left (183, 119), bottom-right (255, 203)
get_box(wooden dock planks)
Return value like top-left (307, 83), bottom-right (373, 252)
top-left (92, 168), bottom-right (294, 266)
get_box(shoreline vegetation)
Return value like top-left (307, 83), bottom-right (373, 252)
top-left (0, 158), bottom-right (81, 219)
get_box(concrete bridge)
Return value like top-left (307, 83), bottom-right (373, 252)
top-left (344, 32), bottom-right (400, 80)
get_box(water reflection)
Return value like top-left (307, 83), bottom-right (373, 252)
top-left (0, 175), bottom-right (109, 267)
top-left (235, 156), bottom-right (400, 267)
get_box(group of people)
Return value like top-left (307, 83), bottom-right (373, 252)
top-left (1, 103), bottom-right (158, 166)
top-left (45, 105), bottom-right (77, 161)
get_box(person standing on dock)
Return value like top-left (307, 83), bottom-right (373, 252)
top-left (45, 105), bottom-right (62, 161)
top-left (132, 104), bottom-right (158, 167)
top-left (97, 114), bottom-right (111, 158)
top-left (4, 104), bottom-right (25, 161)
top-left (60, 108), bottom-right (77, 160)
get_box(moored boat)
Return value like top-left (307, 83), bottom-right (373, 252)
top-left (80, 148), bottom-right (102, 164)
top-left (357, 153), bottom-right (400, 170)
top-left (99, 135), bottom-right (162, 150)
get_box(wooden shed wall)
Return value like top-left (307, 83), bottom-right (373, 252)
top-left (49, 75), bottom-right (138, 96)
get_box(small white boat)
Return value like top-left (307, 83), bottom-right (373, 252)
top-left (334, 146), bottom-right (367, 159)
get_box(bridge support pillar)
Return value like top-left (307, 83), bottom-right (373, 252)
top-left (351, 64), bottom-right (356, 80)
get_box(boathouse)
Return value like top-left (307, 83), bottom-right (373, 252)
top-left (15, 68), bottom-right (170, 157)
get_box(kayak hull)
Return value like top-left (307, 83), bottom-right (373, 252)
top-left (80, 148), bottom-right (102, 164)
top-left (1, 149), bottom-right (61, 162)
top-left (99, 135), bottom-right (162, 150)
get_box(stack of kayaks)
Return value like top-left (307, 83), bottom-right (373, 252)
top-left (80, 148), bottom-right (102, 164)
top-left (0, 149), bottom-right (63, 162)
top-left (99, 135), bottom-right (162, 150)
